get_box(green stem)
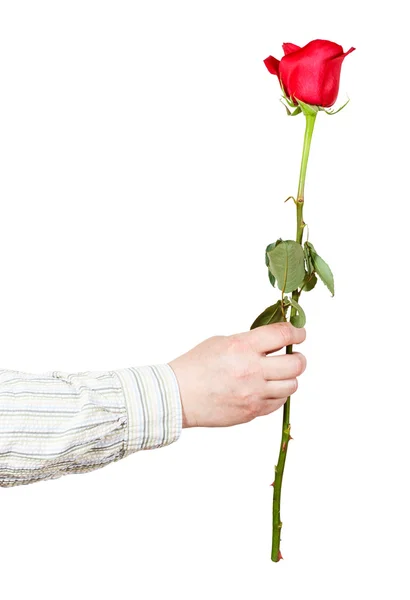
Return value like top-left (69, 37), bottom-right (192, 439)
top-left (296, 113), bottom-right (317, 205)
top-left (271, 112), bottom-right (317, 562)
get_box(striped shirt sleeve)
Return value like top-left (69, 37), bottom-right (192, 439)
top-left (0, 363), bottom-right (182, 488)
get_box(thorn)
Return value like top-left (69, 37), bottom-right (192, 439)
top-left (278, 550), bottom-right (284, 561)
top-left (281, 442), bottom-right (287, 452)
top-left (289, 435), bottom-right (294, 440)
top-left (270, 481), bottom-right (275, 487)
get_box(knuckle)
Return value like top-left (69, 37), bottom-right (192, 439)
top-left (237, 369), bottom-right (252, 382)
top-left (226, 336), bottom-right (261, 382)
top-left (202, 335), bottom-right (228, 354)
top-left (276, 322), bottom-right (294, 345)
top-left (209, 334), bottom-right (228, 346)
top-left (226, 333), bottom-right (247, 354)
top-left (275, 397), bottom-right (288, 410)
top-left (232, 361), bottom-right (253, 383)
top-left (245, 394), bottom-right (261, 419)
top-left (237, 385), bottom-right (248, 400)
top-left (294, 353), bottom-right (306, 374)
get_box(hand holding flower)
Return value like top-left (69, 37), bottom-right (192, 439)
top-left (251, 38), bottom-right (355, 562)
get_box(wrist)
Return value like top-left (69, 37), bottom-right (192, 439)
top-left (168, 359), bottom-right (195, 429)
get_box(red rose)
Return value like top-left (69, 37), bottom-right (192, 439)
top-left (264, 39), bottom-right (355, 108)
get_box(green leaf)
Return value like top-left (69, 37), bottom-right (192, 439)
top-left (265, 244), bottom-right (274, 267)
top-left (312, 254), bottom-right (335, 296)
top-left (250, 300), bottom-right (288, 330)
top-left (302, 271), bottom-right (317, 292)
top-left (304, 244), bottom-right (314, 275)
top-left (267, 240), bottom-right (305, 293)
top-left (265, 239), bottom-right (283, 289)
top-left (295, 98), bottom-right (319, 116)
top-left (265, 239), bottom-right (282, 267)
top-left (284, 297), bottom-right (306, 328)
top-left (305, 242), bottom-right (334, 296)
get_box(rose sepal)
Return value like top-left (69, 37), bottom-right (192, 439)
top-left (279, 77), bottom-right (298, 108)
top-left (320, 96), bottom-right (350, 116)
top-left (294, 98), bottom-right (319, 117)
top-left (280, 95), bottom-right (351, 118)
top-left (280, 99), bottom-right (302, 117)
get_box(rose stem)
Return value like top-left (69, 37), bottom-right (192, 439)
top-left (271, 111), bottom-right (317, 562)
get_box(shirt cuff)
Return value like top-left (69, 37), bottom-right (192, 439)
top-left (113, 363), bottom-right (182, 457)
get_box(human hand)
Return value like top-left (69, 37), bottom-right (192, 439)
top-left (168, 322), bottom-right (306, 428)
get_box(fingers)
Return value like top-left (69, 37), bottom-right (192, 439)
top-left (261, 351), bottom-right (306, 381)
top-left (246, 322), bottom-right (306, 355)
top-left (257, 397), bottom-right (288, 416)
top-left (263, 378), bottom-right (298, 399)
top-left (261, 351), bottom-right (305, 398)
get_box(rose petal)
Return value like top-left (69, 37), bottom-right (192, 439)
top-left (264, 55), bottom-right (280, 76)
top-left (343, 46), bottom-right (356, 57)
top-left (301, 39), bottom-right (344, 61)
top-left (282, 43), bottom-right (301, 55)
top-left (321, 47), bottom-right (356, 106)
top-left (279, 40), bottom-right (354, 106)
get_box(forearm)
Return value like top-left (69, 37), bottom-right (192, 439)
top-left (0, 364), bottom-right (182, 487)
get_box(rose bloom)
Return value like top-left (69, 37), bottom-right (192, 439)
top-left (264, 39), bottom-right (355, 108)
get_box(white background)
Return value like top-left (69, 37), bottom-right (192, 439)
top-left (0, 1), bottom-right (408, 598)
